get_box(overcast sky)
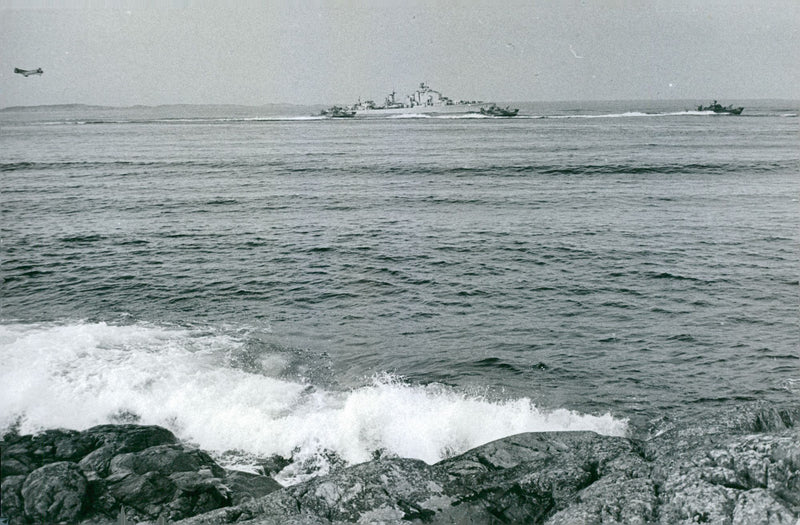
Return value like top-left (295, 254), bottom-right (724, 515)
top-left (1, 0), bottom-right (798, 107)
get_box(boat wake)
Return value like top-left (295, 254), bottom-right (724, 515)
top-left (386, 113), bottom-right (493, 119)
top-left (387, 113), bottom-right (433, 119)
top-left (541, 110), bottom-right (716, 119)
top-left (27, 109), bottom-right (773, 126)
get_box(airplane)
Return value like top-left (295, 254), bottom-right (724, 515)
top-left (14, 67), bottom-right (43, 77)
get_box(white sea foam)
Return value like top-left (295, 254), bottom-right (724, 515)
top-left (270, 116), bottom-right (328, 121)
top-left (0, 322), bottom-right (627, 483)
top-left (541, 110), bottom-right (717, 119)
top-left (387, 113), bottom-right (432, 119)
top-left (387, 113), bottom-right (493, 119)
top-left (434, 113), bottom-right (490, 119)
top-left (178, 116), bottom-right (328, 122)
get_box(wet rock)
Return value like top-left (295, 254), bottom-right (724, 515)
top-left (167, 471), bottom-right (233, 518)
top-left (3, 404), bottom-right (799, 524)
top-left (90, 443), bottom-right (227, 521)
top-left (436, 431), bottom-right (652, 524)
top-left (20, 461), bottom-right (88, 523)
top-left (109, 444), bottom-right (226, 478)
top-left (78, 425), bottom-right (178, 477)
top-left (105, 472), bottom-right (175, 506)
top-left (1, 455), bottom-right (33, 478)
top-left (1, 475), bottom-right (27, 525)
top-left (224, 470), bottom-right (283, 505)
top-left (257, 454), bottom-right (292, 477)
top-left (1, 429), bottom-right (92, 478)
top-left (175, 406), bottom-right (800, 525)
top-left (0, 424), bottom-right (179, 482)
top-left (0, 424), bottom-right (265, 524)
top-left (96, 444), bottom-right (233, 522)
top-left (176, 457), bottom-right (446, 524)
top-left (176, 432), bottom-right (651, 524)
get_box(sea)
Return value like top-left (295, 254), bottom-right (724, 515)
top-left (1, 100), bottom-right (798, 483)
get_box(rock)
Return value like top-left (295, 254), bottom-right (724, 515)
top-left (1, 475), bottom-right (27, 525)
top-left (655, 430), bottom-right (800, 525)
top-left (224, 470), bottom-right (282, 505)
top-left (0, 424), bottom-right (178, 482)
top-left (109, 444), bottom-right (226, 478)
top-left (0, 424), bottom-right (253, 524)
top-left (99, 444), bottom-right (233, 522)
top-left (167, 471), bottom-right (232, 519)
top-left (1, 455), bottom-right (33, 478)
top-left (728, 404), bottom-right (800, 434)
top-left (20, 461), bottom-right (88, 523)
top-left (1, 429), bottom-right (92, 478)
top-left (176, 432), bottom-right (650, 524)
top-left (99, 443), bottom-right (231, 521)
top-left (175, 407), bottom-right (800, 525)
top-left (175, 457), bottom-right (446, 524)
top-left (732, 489), bottom-right (796, 525)
top-left (437, 431), bottom-right (652, 524)
top-left (545, 475), bottom-right (657, 525)
top-left (79, 425), bottom-right (178, 477)
top-left (105, 469), bottom-right (176, 506)
top-left (257, 455), bottom-right (292, 477)
top-left (3, 404), bottom-right (799, 524)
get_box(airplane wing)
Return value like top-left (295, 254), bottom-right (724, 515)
top-left (14, 67), bottom-right (43, 77)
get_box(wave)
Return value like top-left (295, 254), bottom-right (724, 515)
top-left (434, 113), bottom-right (492, 119)
top-left (541, 110), bottom-right (718, 119)
top-left (4, 158), bottom-right (791, 178)
top-left (9, 109), bottom-right (791, 126)
top-left (437, 160), bottom-right (793, 176)
top-left (0, 322), bottom-right (627, 484)
top-left (387, 113), bottom-right (433, 119)
top-left (146, 116), bottom-right (328, 122)
top-left (25, 116), bottom-right (330, 125)
top-left (240, 115), bottom-right (327, 121)
top-left (0, 159), bottom-right (266, 172)
top-left (353, 113), bottom-right (489, 119)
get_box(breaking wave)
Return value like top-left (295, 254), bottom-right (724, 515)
top-left (0, 322), bottom-right (627, 483)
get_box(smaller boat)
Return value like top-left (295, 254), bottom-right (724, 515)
top-left (696, 101), bottom-right (743, 115)
top-left (480, 104), bottom-right (519, 117)
top-left (320, 106), bottom-right (356, 118)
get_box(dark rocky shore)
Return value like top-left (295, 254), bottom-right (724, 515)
top-left (2, 403), bottom-right (798, 525)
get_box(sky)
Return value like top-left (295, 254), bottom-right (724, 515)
top-left (1, 0), bottom-right (798, 107)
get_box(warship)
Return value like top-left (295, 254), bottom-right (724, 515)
top-left (351, 83), bottom-right (485, 116)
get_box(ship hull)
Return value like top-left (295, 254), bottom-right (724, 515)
top-left (354, 103), bottom-right (483, 116)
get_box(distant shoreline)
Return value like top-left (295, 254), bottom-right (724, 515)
top-left (3, 99), bottom-right (798, 113)
top-left (0, 102), bottom-right (321, 113)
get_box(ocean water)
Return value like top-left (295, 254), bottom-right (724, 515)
top-left (1, 100), bottom-right (797, 482)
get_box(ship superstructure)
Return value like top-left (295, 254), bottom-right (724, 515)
top-left (352, 83), bottom-right (484, 115)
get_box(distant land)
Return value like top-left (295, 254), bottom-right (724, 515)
top-left (0, 102), bottom-right (321, 112)
top-left (4, 99), bottom-right (798, 108)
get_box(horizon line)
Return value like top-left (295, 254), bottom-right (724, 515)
top-left (3, 98), bottom-right (799, 112)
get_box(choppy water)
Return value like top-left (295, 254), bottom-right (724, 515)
top-left (1, 100), bottom-right (798, 481)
